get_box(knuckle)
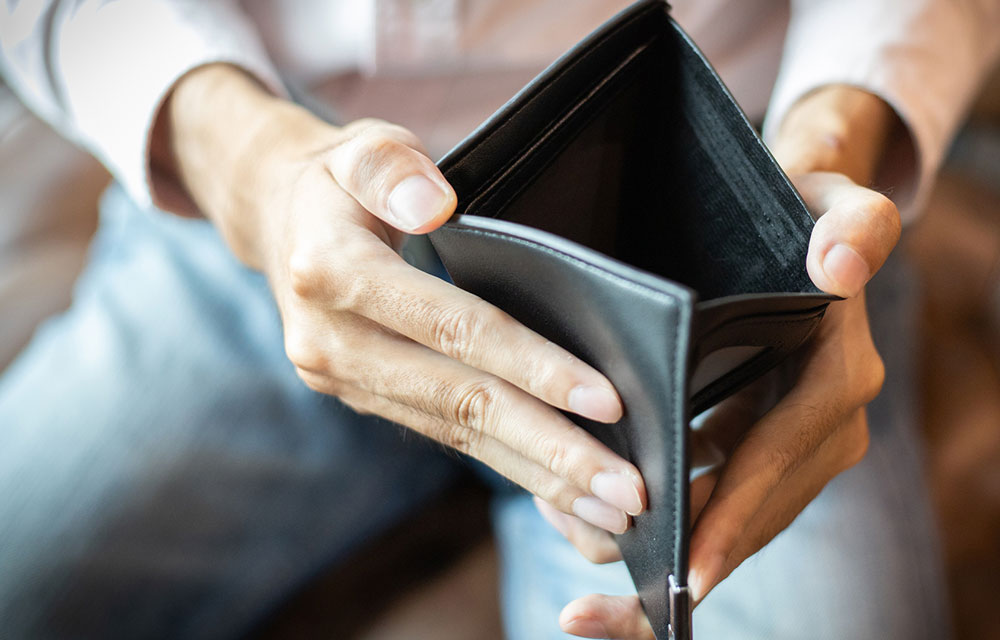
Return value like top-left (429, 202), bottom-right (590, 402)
top-left (293, 366), bottom-right (323, 392)
top-left (286, 250), bottom-right (329, 300)
top-left (345, 119), bottom-right (421, 150)
top-left (532, 474), bottom-right (575, 509)
top-left (862, 352), bottom-right (886, 404)
top-left (448, 379), bottom-right (500, 430)
top-left (293, 366), bottom-right (347, 399)
top-left (376, 122), bottom-right (423, 149)
top-left (433, 302), bottom-right (491, 362)
top-left (850, 346), bottom-right (885, 406)
top-left (841, 412), bottom-right (871, 469)
top-left (284, 330), bottom-right (329, 374)
top-left (349, 132), bottom-right (405, 186)
top-left (519, 347), bottom-right (562, 398)
top-left (859, 191), bottom-right (901, 239)
top-left (437, 421), bottom-right (484, 455)
top-left (867, 191), bottom-right (900, 222)
top-left (536, 431), bottom-right (576, 478)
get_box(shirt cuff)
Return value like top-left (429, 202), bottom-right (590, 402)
top-left (762, 0), bottom-right (1000, 223)
top-left (55, 1), bottom-right (286, 214)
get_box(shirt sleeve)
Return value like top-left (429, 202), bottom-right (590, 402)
top-left (0, 0), bottom-right (285, 213)
top-left (761, 0), bottom-right (1000, 222)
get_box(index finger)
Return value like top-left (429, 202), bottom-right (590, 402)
top-left (342, 249), bottom-right (624, 424)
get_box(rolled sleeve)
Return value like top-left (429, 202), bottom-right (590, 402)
top-left (2, 1), bottom-right (285, 211)
top-left (762, 0), bottom-right (1000, 221)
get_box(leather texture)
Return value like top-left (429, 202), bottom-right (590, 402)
top-left (429, 2), bottom-right (836, 637)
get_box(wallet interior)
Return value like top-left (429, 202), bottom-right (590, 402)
top-left (432, 5), bottom-right (836, 635)
top-left (438, 7), bottom-right (833, 411)
top-left (446, 10), bottom-right (819, 306)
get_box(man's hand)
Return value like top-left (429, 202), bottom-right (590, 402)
top-left (158, 64), bottom-right (648, 534)
top-left (533, 86), bottom-right (904, 639)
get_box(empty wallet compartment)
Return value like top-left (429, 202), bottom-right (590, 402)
top-left (429, 2), bottom-right (836, 638)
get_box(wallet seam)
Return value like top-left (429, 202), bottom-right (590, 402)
top-left (669, 274), bottom-right (689, 583)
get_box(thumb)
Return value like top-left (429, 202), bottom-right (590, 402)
top-left (793, 172), bottom-right (901, 298)
top-left (323, 119), bottom-right (457, 234)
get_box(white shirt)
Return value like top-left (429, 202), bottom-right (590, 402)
top-left (1, 0), bottom-right (998, 221)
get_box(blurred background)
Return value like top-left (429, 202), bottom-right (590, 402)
top-left (1, 64), bottom-right (998, 640)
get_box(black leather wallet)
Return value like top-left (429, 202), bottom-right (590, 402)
top-left (430, 2), bottom-right (836, 638)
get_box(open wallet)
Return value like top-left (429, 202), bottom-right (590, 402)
top-left (428, 1), bottom-right (837, 638)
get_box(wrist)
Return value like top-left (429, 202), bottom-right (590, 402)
top-left (770, 85), bottom-right (900, 185)
top-left (163, 63), bottom-right (335, 269)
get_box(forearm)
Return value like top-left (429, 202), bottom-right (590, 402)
top-left (769, 0), bottom-right (1000, 218)
top-left (769, 85), bottom-right (901, 184)
top-left (157, 63), bottom-right (332, 269)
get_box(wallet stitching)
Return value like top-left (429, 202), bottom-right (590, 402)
top-left (668, 279), bottom-right (685, 579)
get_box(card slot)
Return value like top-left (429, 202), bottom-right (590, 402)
top-left (464, 39), bottom-right (658, 218)
top-left (440, 1), bottom-right (666, 200)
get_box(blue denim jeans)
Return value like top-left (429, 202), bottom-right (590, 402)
top-left (0, 184), bottom-right (950, 639)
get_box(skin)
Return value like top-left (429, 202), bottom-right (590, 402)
top-left (157, 64), bottom-right (645, 535)
top-left (157, 65), bottom-right (901, 638)
top-left (539, 87), bottom-right (905, 638)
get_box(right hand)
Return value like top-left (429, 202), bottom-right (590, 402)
top-left (162, 64), bottom-right (646, 534)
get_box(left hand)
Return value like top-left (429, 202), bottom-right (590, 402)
top-left (534, 87), bottom-right (904, 638)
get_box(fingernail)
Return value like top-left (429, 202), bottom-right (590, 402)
top-left (563, 617), bottom-right (610, 638)
top-left (689, 553), bottom-right (725, 602)
top-left (822, 244), bottom-right (870, 297)
top-left (386, 175), bottom-right (448, 232)
top-left (572, 496), bottom-right (628, 534)
top-left (591, 471), bottom-right (643, 516)
top-left (568, 385), bottom-right (622, 423)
